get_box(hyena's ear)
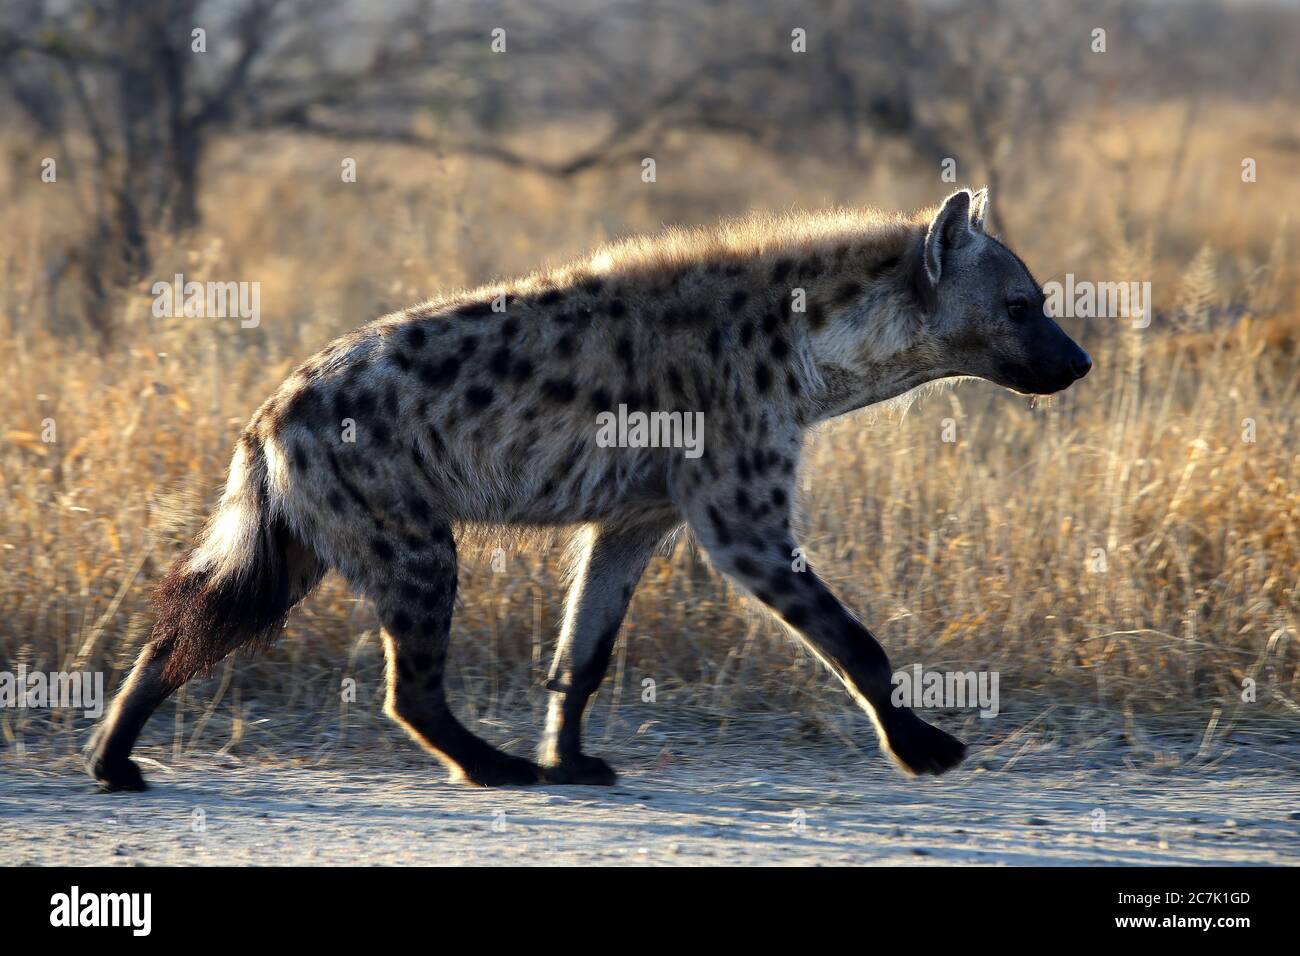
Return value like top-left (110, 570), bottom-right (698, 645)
top-left (970, 187), bottom-right (990, 233)
top-left (923, 188), bottom-right (976, 286)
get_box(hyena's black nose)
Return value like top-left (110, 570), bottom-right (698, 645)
top-left (1070, 349), bottom-right (1092, 380)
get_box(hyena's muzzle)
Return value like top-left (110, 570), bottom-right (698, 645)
top-left (994, 312), bottom-right (1092, 396)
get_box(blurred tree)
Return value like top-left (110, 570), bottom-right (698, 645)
top-left (1, 0), bottom-right (1294, 340)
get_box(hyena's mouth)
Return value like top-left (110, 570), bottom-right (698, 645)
top-left (995, 362), bottom-right (1081, 397)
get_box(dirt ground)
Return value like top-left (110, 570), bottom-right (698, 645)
top-left (3, 711), bottom-right (1298, 866)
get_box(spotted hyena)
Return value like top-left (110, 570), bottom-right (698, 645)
top-left (88, 188), bottom-right (1090, 791)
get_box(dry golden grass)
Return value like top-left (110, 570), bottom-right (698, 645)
top-left (1, 101), bottom-right (1297, 760)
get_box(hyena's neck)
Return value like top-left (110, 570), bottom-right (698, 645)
top-left (781, 223), bottom-right (940, 422)
top-left (808, 356), bottom-right (942, 422)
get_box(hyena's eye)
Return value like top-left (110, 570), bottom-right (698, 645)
top-left (1006, 298), bottom-right (1029, 322)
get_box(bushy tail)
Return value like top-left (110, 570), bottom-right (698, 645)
top-left (155, 434), bottom-right (320, 685)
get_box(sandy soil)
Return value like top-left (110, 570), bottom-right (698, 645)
top-left (3, 714), bottom-right (1298, 866)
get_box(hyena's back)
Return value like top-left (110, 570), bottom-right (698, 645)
top-left (264, 278), bottom-right (701, 535)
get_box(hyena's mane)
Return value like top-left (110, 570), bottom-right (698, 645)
top-left (395, 206), bottom-right (925, 325)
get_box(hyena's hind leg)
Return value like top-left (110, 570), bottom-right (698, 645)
top-left (364, 522), bottom-right (541, 786)
top-left (539, 514), bottom-right (680, 785)
top-left (88, 521), bottom-right (326, 792)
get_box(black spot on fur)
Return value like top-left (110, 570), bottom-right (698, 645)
top-left (836, 281), bottom-right (863, 304)
top-left (767, 567), bottom-right (795, 595)
top-left (456, 301), bottom-right (492, 318)
top-left (542, 378), bottom-right (577, 404)
top-left (500, 317), bottom-right (520, 339)
top-left (740, 321), bottom-right (755, 347)
top-left (325, 449), bottom-right (372, 511)
top-left (283, 388), bottom-right (327, 427)
top-left (608, 299), bottom-right (626, 318)
top-left (424, 358), bottom-right (462, 387)
top-left (691, 369), bottom-right (714, 413)
top-left (755, 363), bottom-right (772, 393)
top-left (539, 289), bottom-right (564, 305)
top-left (465, 385), bottom-right (494, 411)
top-left (331, 389), bottom-right (350, 423)
top-left (404, 325), bottom-right (427, 350)
top-left (667, 368), bottom-right (686, 402)
top-left (707, 327), bottom-right (722, 358)
top-left (589, 388), bottom-right (612, 413)
top-left (373, 539), bottom-right (395, 562)
top-left (770, 336), bottom-right (789, 360)
top-left (615, 336), bottom-right (634, 371)
top-left (707, 505), bottom-right (732, 546)
top-left (771, 487), bottom-right (787, 507)
top-left (734, 555), bottom-right (759, 577)
top-left (511, 358), bottom-right (535, 384)
top-left (771, 258), bottom-right (793, 282)
top-left (406, 496), bottom-right (431, 522)
top-left (729, 289), bottom-right (749, 313)
top-left (489, 347), bottom-right (512, 379)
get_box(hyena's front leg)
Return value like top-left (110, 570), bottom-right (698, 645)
top-left (540, 515), bottom-right (679, 785)
top-left (674, 469), bottom-right (966, 777)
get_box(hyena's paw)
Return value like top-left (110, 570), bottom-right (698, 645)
top-left (881, 710), bottom-right (966, 777)
top-left (541, 754), bottom-right (619, 786)
top-left (451, 753), bottom-right (544, 788)
top-left (87, 754), bottom-right (149, 793)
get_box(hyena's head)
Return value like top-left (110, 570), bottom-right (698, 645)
top-left (918, 188), bottom-right (1091, 395)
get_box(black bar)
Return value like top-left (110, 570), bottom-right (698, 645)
top-left (3, 866), bottom-right (1289, 941)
